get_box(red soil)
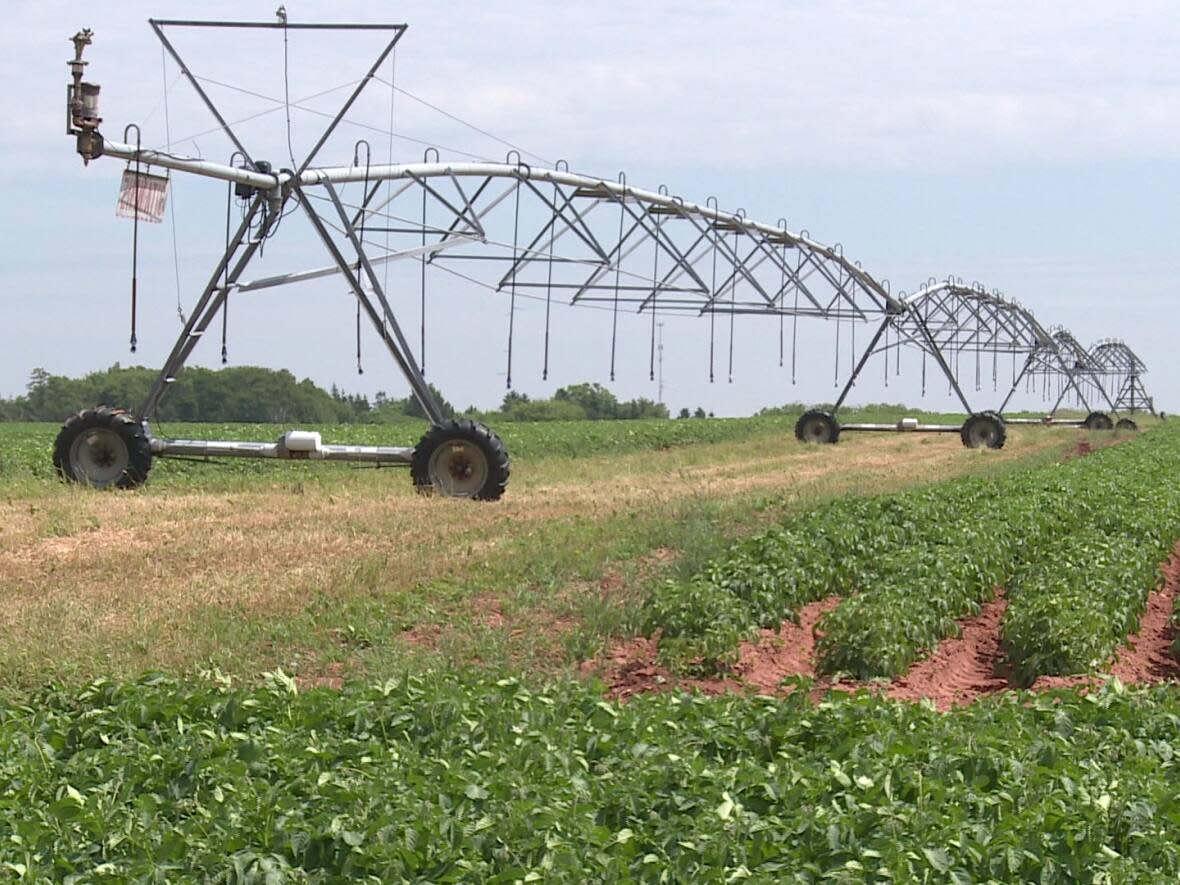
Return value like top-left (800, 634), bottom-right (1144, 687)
top-left (590, 596), bottom-right (841, 701)
top-left (885, 592), bottom-right (1010, 710)
top-left (1111, 569), bottom-right (1180, 683)
top-left (590, 545), bottom-right (1180, 707)
top-left (1031, 553), bottom-right (1180, 692)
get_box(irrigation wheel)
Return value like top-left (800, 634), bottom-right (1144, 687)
top-left (411, 418), bottom-right (510, 501)
top-left (1083, 411), bottom-right (1114, 431)
top-left (1116, 418), bottom-right (1139, 432)
top-left (53, 406), bottom-right (152, 489)
top-left (794, 409), bottom-right (840, 444)
top-left (960, 413), bottom-right (1006, 450)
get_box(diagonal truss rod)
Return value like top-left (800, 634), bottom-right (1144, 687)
top-left (133, 17), bottom-right (444, 424)
top-left (99, 140), bottom-right (905, 321)
top-left (829, 280), bottom-right (1124, 417)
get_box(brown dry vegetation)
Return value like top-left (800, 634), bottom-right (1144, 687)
top-left (0, 425), bottom-right (1088, 689)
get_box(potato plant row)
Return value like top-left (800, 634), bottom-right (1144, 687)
top-left (643, 424), bottom-right (1180, 680)
top-left (8, 673), bottom-right (1180, 880)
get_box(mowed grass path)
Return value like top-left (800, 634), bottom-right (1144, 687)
top-left (0, 420), bottom-right (1095, 691)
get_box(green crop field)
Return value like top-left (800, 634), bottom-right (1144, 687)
top-left (0, 412), bottom-right (1175, 881)
top-left (0, 404), bottom-right (1019, 491)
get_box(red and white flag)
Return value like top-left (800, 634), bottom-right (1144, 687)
top-left (116, 169), bottom-right (170, 223)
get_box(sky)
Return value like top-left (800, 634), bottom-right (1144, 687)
top-left (1, 0), bottom-right (1177, 418)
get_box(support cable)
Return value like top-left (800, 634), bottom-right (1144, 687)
top-left (895, 317), bottom-right (901, 377)
top-left (161, 46), bottom-right (186, 325)
top-left (609, 173), bottom-right (626, 383)
top-left (420, 147), bottom-right (439, 374)
top-left (851, 294), bottom-right (858, 377)
top-left (648, 209), bottom-right (661, 381)
top-left (374, 78), bottom-right (553, 166)
top-left (974, 305), bottom-right (982, 391)
top-left (280, 9), bottom-right (298, 169)
top-left (707, 199), bottom-right (719, 384)
top-left (355, 141), bottom-right (372, 375)
top-left (835, 288), bottom-right (843, 388)
top-left (791, 250), bottom-right (801, 385)
top-left (506, 169), bottom-right (523, 389)
top-left (127, 125), bottom-right (142, 353)
top-left (992, 313), bottom-right (999, 392)
top-left (221, 173), bottom-right (232, 363)
top-left (776, 237), bottom-right (786, 368)
top-left (382, 49), bottom-right (397, 343)
top-left (727, 227), bottom-right (737, 383)
top-left (542, 165), bottom-right (562, 381)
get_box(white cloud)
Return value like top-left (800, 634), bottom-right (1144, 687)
top-left (5, 0), bottom-right (1180, 175)
top-left (1, 0), bottom-right (1177, 409)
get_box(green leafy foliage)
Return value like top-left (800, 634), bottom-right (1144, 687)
top-left (644, 423), bottom-right (1180, 681)
top-left (4, 674), bottom-right (1180, 880)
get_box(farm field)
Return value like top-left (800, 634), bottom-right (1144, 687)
top-left (0, 412), bottom-right (1095, 689)
top-left (2, 414), bottom-right (1178, 880)
top-left (0, 404), bottom-right (1035, 489)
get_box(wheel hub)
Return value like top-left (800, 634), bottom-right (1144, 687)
top-left (428, 440), bottom-right (489, 497)
top-left (803, 418), bottom-right (831, 442)
top-left (69, 428), bottom-right (130, 486)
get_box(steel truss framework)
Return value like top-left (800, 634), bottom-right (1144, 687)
top-left (829, 280), bottom-right (1118, 424)
top-left (1021, 328), bottom-right (1120, 419)
top-left (62, 15), bottom-right (1153, 492)
top-left (1090, 339), bottom-right (1155, 415)
top-left (78, 18), bottom-right (916, 427)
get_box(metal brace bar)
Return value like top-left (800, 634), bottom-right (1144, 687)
top-left (833, 315), bottom-right (892, 412)
top-left (137, 195), bottom-right (268, 419)
top-left (314, 182), bottom-right (444, 425)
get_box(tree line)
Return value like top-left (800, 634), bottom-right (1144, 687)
top-left (0, 366), bottom-right (683, 424)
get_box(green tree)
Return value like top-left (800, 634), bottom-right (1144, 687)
top-left (554, 383), bottom-right (619, 420)
top-left (398, 383), bottom-right (456, 421)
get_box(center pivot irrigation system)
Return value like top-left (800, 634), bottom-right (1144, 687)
top-left (58, 16), bottom-right (1155, 500)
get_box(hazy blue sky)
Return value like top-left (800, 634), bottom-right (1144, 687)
top-left (2, 0), bottom-right (1176, 417)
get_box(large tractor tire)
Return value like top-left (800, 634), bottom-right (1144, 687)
top-left (960, 412), bottom-right (1006, 450)
top-left (1083, 411), bottom-right (1114, 431)
top-left (53, 406), bottom-right (153, 489)
top-left (411, 419), bottom-right (510, 501)
top-left (1116, 418), bottom-right (1139, 432)
top-left (794, 409), bottom-right (840, 444)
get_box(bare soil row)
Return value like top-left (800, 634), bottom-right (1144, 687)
top-left (589, 545), bottom-right (1180, 709)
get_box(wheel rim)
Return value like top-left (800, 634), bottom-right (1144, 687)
top-left (69, 428), bottom-right (129, 486)
top-left (968, 421), bottom-right (995, 447)
top-left (803, 418), bottom-right (831, 443)
top-left (427, 439), bottom-right (489, 497)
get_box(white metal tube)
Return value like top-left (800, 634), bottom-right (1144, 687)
top-left (102, 140), bottom-right (279, 189)
top-left (303, 162), bottom-right (819, 249)
top-left (93, 146), bottom-right (897, 309)
top-left (299, 162), bottom-right (898, 308)
top-left (838, 423), bottom-right (963, 433)
top-left (151, 436), bottom-right (414, 463)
